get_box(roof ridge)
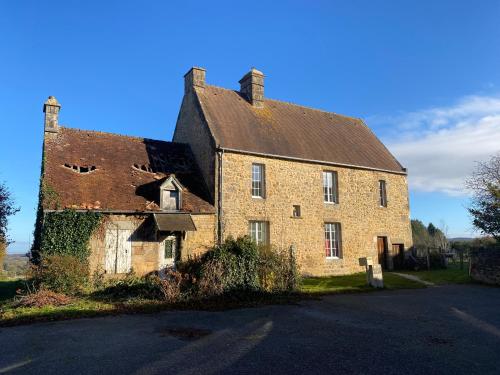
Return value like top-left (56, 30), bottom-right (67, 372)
top-left (204, 84), bottom-right (363, 123)
top-left (59, 126), bottom-right (177, 145)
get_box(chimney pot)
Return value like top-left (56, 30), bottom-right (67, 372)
top-left (184, 67), bottom-right (206, 94)
top-left (239, 68), bottom-right (264, 108)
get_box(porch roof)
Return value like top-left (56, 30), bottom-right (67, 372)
top-left (153, 213), bottom-right (197, 232)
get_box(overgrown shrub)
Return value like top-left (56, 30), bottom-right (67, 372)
top-left (92, 271), bottom-right (163, 300)
top-left (258, 245), bottom-right (300, 292)
top-left (196, 236), bottom-right (299, 296)
top-left (198, 236), bottom-right (260, 295)
top-left (29, 255), bottom-right (89, 295)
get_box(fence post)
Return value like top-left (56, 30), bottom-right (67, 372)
top-left (459, 249), bottom-right (464, 270)
top-left (426, 247), bottom-right (431, 270)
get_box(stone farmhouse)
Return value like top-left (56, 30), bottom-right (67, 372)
top-left (37, 67), bottom-right (412, 277)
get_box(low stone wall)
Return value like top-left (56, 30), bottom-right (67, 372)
top-left (470, 247), bottom-right (500, 285)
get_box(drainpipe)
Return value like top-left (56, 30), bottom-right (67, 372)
top-left (217, 148), bottom-right (224, 245)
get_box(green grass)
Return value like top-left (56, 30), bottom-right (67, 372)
top-left (0, 272), bottom-right (424, 326)
top-left (401, 263), bottom-right (471, 285)
top-left (300, 272), bottom-right (425, 294)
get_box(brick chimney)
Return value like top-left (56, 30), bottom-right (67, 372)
top-left (239, 68), bottom-right (264, 108)
top-left (43, 96), bottom-right (61, 133)
top-left (184, 67), bottom-right (206, 94)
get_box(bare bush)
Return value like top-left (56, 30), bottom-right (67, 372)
top-left (157, 271), bottom-right (184, 302)
top-left (16, 288), bottom-right (73, 308)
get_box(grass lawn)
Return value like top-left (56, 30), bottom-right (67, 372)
top-left (1, 272), bottom-right (424, 326)
top-left (401, 263), bottom-right (471, 285)
top-left (300, 272), bottom-right (425, 294)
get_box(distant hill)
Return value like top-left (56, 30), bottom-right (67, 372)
top-left (2, 254), bottom-right (29, 278)
top-left (449, 237), bottom-right (475, 242)
top-left (7, 241), bottom-right (30, 255)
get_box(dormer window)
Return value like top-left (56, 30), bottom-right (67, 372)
top-left (160, 176), bottom-right (182, 211)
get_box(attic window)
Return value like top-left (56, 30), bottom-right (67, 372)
top-left (63, 164), bottom-right (96, 174)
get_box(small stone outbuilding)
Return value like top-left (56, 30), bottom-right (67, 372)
top-left (39, 98), bottom-right (215, 276)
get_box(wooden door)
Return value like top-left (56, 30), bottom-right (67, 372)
top-left (377, 237), bottom-right (388, 270)
top-left (105, 228), bottom-right (132, 274)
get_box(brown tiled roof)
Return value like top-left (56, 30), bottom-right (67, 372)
top-left (195, 85), bottom-right (405, 173)
top-left (43, 127), bottom-right (214, 213)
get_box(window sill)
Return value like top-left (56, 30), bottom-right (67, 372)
top-left (252, 196), bottom-right (265, 200)
top-left (326, 256), bottom-right (342, 261)
top-left (324, 202), bottom-right (338, 205)
top-left (290, 216), bottom-right (302, 219)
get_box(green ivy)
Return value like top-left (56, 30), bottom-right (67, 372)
top-left (40, 209), bottom-right (102, 261)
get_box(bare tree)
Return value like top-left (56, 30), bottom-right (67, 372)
top-left (466, 154), bottom-right (500, 240)
top-left (438, 220), bottom-right (450, 252)
top-left (0, 181), bottom-right (20, 267)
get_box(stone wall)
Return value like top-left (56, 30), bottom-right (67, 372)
top-left (220, 152), bottom-right (412, 276)
top-left (88, 213), bottom-right (215, 276)
top-left (470, 247), bottom-right (500, 285)
top-left (180, 213), bottom-right (216, 260)
top-left (173, 91), bottom-right (216, 201)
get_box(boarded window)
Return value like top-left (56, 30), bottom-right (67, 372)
top-left (162, 190), bottom-right (179, 210)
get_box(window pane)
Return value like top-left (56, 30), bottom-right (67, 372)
top-left (250, 221), bottom-right (268, 245)
top-left (252, 164), bottom-right (264, 197)
top-left (164, 240), bottom-right (173, 259)
top-left (323, 172), bottom-right (338, 203)
top-left (332, 172), bottom-right (338, 203)
top-left (325, 223), bottom-right (341, 258)
top-left (379, 180), bottom-right (387, 207)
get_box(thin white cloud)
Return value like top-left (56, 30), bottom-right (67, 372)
top-left (371, 95), bottom-right (500, 196)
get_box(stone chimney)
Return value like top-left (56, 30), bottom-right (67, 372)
top-left (184, 67), bottom-right (206, 94)
top-left (43, 96), bottom-right (61, 133)
top-left (239, 68), bottom-right (264, 108)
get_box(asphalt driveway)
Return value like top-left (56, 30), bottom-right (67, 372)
top-left (1, 285), bottom-right (499, 374)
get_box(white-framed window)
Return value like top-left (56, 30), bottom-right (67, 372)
top-left (252, 163), bottom-right (265, 198)
top-left (325, 222), bottom-right (341, 258)
top-left (379, 180), bottom-right (387, 207)
top-left (249, 221), bottom-right (268, 245)
top-left (323, 171), bottom-right (338, 203)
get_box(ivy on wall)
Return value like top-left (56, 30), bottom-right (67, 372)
top-left (40, 209), bottom-right (103, 261)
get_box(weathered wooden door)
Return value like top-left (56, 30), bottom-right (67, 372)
top-left (377, 237), bottom-right (388, 270)
top-left (105, 228), bottom-right (132, 274)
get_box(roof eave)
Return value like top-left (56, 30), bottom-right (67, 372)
top-left (217, 147), bottom-right (407, 176)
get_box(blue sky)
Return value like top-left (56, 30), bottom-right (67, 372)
top-left (1, 1), bottom-right (500, 253)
